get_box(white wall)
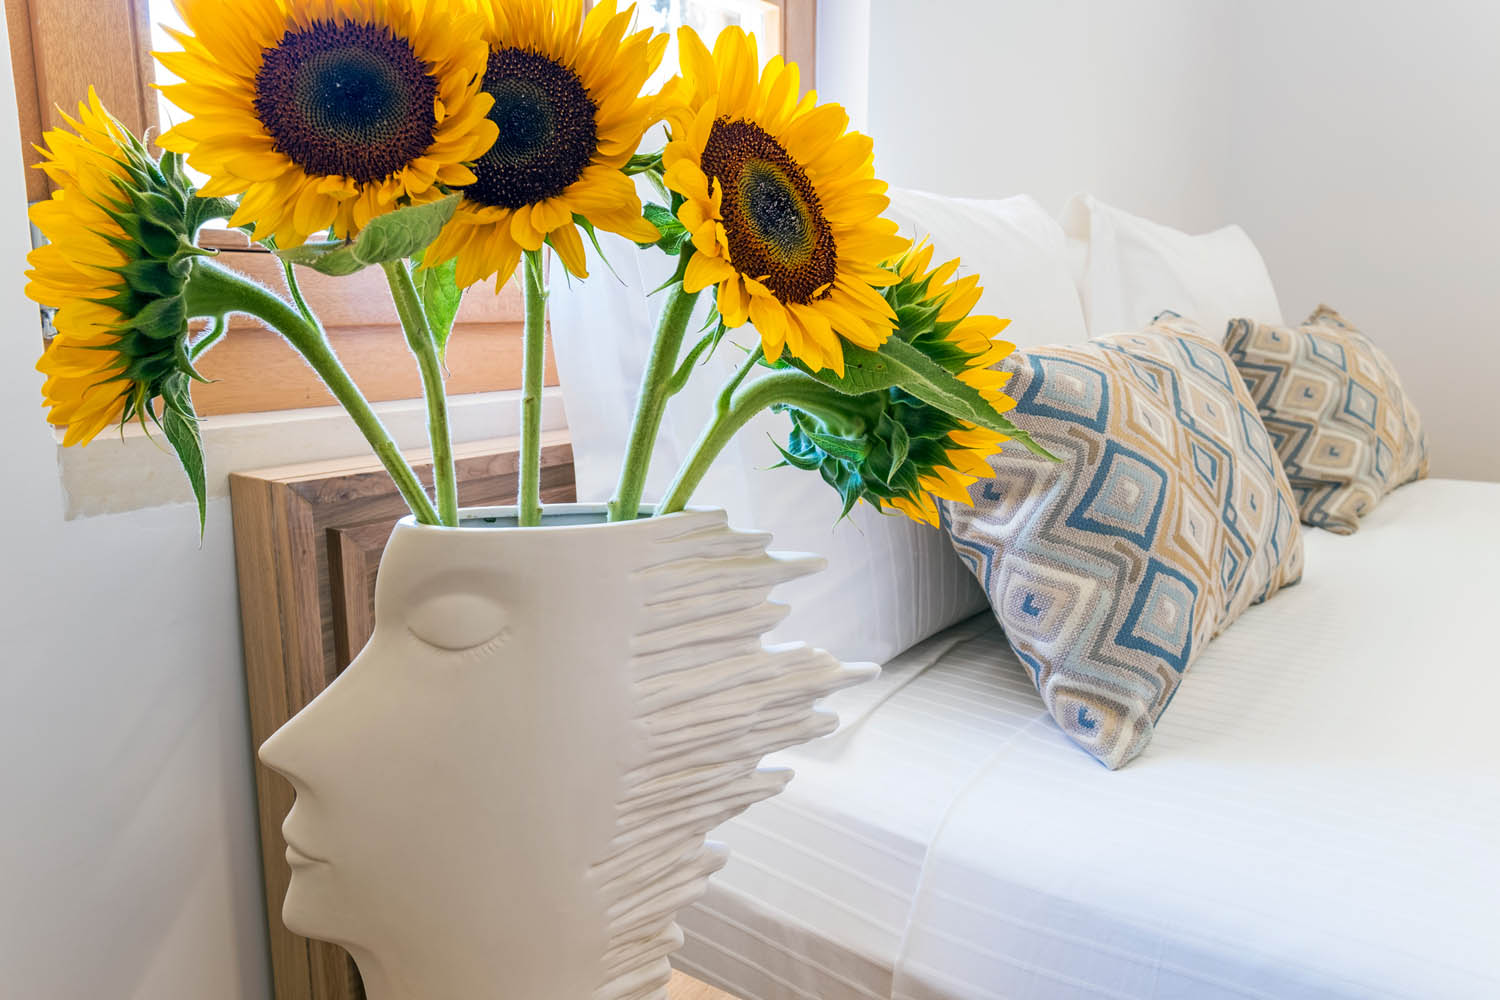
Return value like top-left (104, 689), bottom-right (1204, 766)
top-left (0, 9), bottom-right (271, 998)
top-left (861, 0), bottom-right (1231, 230)
top-left (837, 0), bottom-right (1498, 481)
top-left (1217, 1), bottom-right (1500, 482)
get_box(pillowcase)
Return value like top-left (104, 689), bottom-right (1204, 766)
top-left (941, 313), bottom-right (1305, 768)
top-left (885, 189), bottom-right (1089, 347)
top-left (1224, 306), bottom-right (1429, 534)
top-left (1061, 194), bottom-right (1284, 340)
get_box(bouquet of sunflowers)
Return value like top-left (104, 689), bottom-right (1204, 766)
top-left (29, 0), bottom-right (1052, 535)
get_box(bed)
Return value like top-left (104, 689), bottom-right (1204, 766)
top-left (674, 478), bottom-right (1500, 1000)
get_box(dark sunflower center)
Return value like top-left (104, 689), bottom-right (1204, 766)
top-left (700, 118), bottom-right (837, 305)
top-left (466, 47), bottom-right (598, 210)
top-left (253, 20), bottom-right (438, 184)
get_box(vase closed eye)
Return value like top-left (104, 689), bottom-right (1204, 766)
top-left (258, 503), bottom-right (873, 1000)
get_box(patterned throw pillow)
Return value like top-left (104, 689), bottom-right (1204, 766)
top-left (1224, 306), bottom-right (1428, 534)
top-left (941, 314), bottom-right (1304, 768)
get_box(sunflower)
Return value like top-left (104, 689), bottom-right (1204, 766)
top-left (29, 90), bottom-right (224, 447)
top-left (662, 26), bottom-right (905, 377)
top-left (155, 0), bottom-right (497, 248)
top-left (423, 0), bottom-right (667, 288)
top-left (775, 242), bottom-right (1018, 528)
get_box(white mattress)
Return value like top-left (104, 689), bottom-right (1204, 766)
top-left (675, 478), bottom-right (1500, 999)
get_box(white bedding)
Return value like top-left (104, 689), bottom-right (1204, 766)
top-left (675, 479), bottom-right (1500, 999)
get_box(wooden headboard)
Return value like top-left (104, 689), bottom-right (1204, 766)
top-left (228, 433), bottom-right (576, 1000)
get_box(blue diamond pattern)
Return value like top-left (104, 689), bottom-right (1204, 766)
top-left (1116, 559), bottom-right (1198, 673)
top-left (1066, 440), bottom-right (1167, 548)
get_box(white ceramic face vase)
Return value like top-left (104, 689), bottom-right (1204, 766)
top-left (259, 505), bottom-right (872, 1000)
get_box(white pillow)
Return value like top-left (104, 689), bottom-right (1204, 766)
top-left (548, 232), bottom-right (984, 666)
top-left (1061, 194), bottom-right (1284, 339)
top-left (885, 188), bottom-right (1090, 346)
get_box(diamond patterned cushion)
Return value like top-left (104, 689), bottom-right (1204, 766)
top-left (1224, 306), bottom-right (1428, 535)
top-left (940, 314), bottom-right (1304, 768)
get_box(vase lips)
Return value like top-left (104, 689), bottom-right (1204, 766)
top-left (281, 814), bottom-right (327, 866)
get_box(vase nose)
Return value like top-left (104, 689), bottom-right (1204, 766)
top-left (258, 675), bottom-right (337, 789)
top-left (257, 708), bottom-right (304, 783)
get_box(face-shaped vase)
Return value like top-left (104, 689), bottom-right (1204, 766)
top-left (259, 505), bottom-right (867, 1000)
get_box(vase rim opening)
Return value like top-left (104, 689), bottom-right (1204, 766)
top-left (393, 503), bottom-right (723, 534)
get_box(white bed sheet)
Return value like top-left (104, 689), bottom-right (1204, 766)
top-left (676, 479), bottom-right (1500, 999)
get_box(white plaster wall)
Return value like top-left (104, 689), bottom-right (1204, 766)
top-left (1217, 1), bottom-right (1500, 481)
top-left (0, 8), bottom-right (272, 998)
top-left (860, 0), bottom-right (1231, 229)
top-left (829, 0), bottom-right (1499, 481)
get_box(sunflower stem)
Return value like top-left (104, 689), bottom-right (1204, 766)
top-left (382, 260), bottom-right (458, 527)
top-left (281, 257), bottom-right (318, 328)
top-left (184, 259), bottom-right (441, 525)
top-left (657, 370), bottom-right (855, 515)
top-left (519, 249), bottom-right (548, 528)
top-left (716, 345), bottom-right (763, 416)
top-left (608, 282), bottom-right (701, 522)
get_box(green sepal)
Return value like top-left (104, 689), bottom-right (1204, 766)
top-left (173, 330), bottom-right (215, 384)
top-left (127, 294), bottom-right (187, 339)
top-left (568, 214), bottom-right (624, 284)
top-left (128, 189), bottom-right (187, 234)
top-left (186, 194), bottom-right (239, 237)
top-left (804, 429), bottom-right (870, 463)
top-left (276, 194), bottom-right (460, 276)
top-left (103, 206), bottom-right (180, 259)
top-left (115, 258), bottom-right (180, 298)
top-left (885, 417), bottom-right (911, 483)
top-left (624, 151), bottom-right (664, 176)
top-left (160, 373), bottom-right (207, 537)
top-left (643, 167), bottom-right (671, 207)
top-left (770, 435), bottom-right (824, 472)
top-left (410, 256), bottom-right (462, 362)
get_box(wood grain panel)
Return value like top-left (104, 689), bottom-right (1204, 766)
top-left (9, 0), bottom-right (158, 201)
top-left (186, 247), bottom-right (552, 416)
top-left (4, 0), bottom-right (45, 201)
top-left (230, 433), bottom-right (575, 1000)
top-left (190, 319), bottom-right (557, 415)
top-left (780, 0), bottom-right (817, 90)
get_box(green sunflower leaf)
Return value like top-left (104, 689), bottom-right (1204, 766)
top-left (640, 203), bottom-right (688, 254)
top-left (277, 194), bottom-right (460, 276)
top-left (275, 239), bottom-right (364, 276)
top-left (410, 257), bottom-right (462, 363)
top-left (160, 375), bottom-right (207, 537)
top-left (809, 338), bottom-right (1058, 461)
top-left (351, 193), bottom-right (460, 264)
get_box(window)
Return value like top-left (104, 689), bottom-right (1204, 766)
top-left (627, 0), bottom-right (816, 93)
top-left (8, 0), bottom-right (813, 423)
